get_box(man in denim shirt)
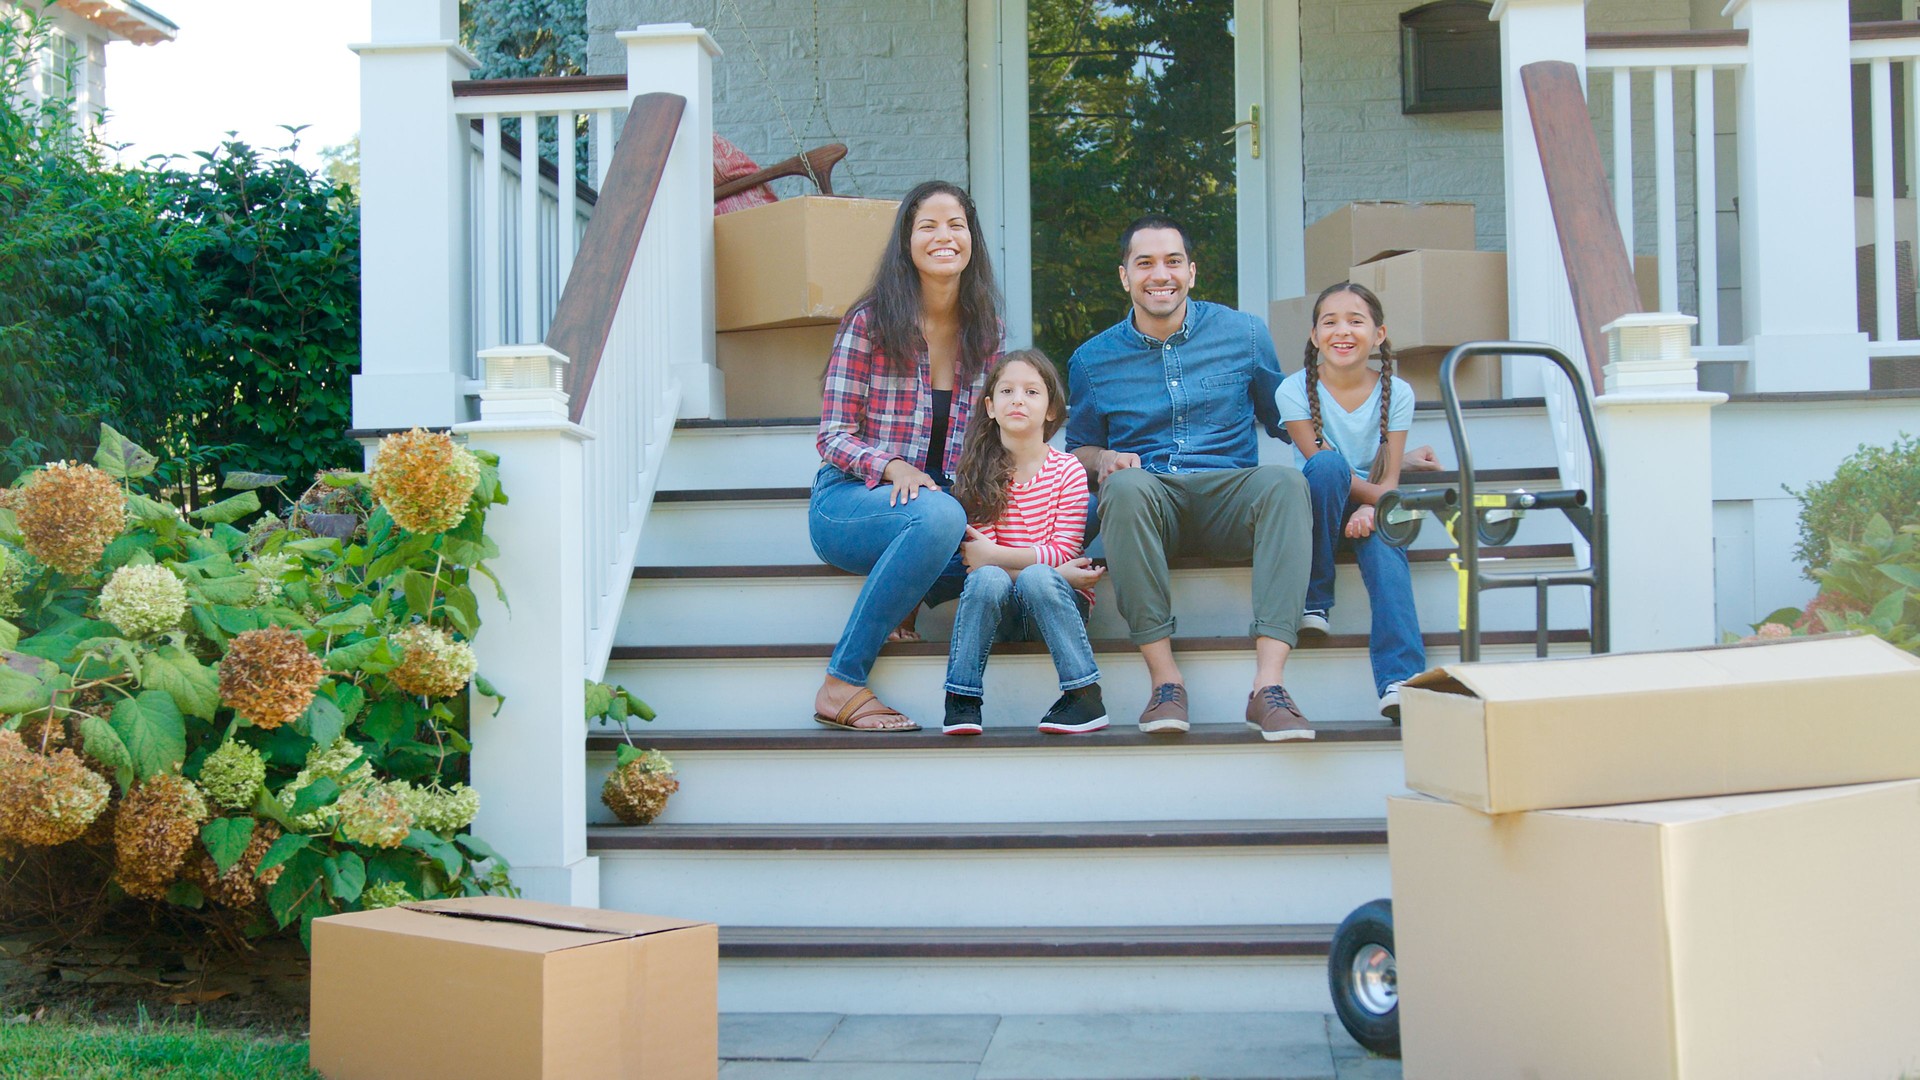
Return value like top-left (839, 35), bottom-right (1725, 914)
top-left (1066, 215), bottom-right (1315, 741)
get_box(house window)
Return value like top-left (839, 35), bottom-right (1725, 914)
top-left (1399, 1), bottom-right (1500, 115)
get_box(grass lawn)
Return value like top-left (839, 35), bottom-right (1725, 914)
top-left (0, 1014), bottom-right (316, 1079)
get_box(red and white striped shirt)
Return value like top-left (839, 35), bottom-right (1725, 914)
top-left (972, 447), bottom-right (1093, 599)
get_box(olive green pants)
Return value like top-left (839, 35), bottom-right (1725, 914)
top-left (1095, 465), bottom-right (1312, 646)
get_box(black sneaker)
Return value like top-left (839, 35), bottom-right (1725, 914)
top-left (943, 693), bottom-right (984, 736)
top-left (1299, 610), bottom-right (1330, 640)
top-left (1038, 685), bottom-right (1109, 734)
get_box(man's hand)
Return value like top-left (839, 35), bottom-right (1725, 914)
top-left (1097, 449), bottom-right (1142, 483)
top-left (882, 458), bottom-right (938, 506)
top-left (1055, 557), bottom-right (1105, 590)
top-left (1345, 504), bottom-right (1377, 539)
top-left (1404, 445), bottom-right (1442, 472)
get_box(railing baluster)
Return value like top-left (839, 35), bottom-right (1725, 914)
top-left (1693, 66), bottom-right (1719, 347)
top-left (1613, 67), bottom-right (1635, 260)
top-left (595, 109), bottom-right (613, 188)
top-left (558, 110), bottom-right (579, 278)
top-left (1652, 66), bottom-right (1679, 314)
top-left (480, 113), bottom-right (503, 349)
top-left (1872, 57), bottom-right (1898, 343)
top-left (518, 111), bottom-right (541, 345)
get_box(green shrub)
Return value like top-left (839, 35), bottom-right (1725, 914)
top-left (1788, 433), bottom-right (1920, 579)
top-left (1757, 513), bottom-right (1920, 655)
top-left (0, 425), bottom-right (513, 948)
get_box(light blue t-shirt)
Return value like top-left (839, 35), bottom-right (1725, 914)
top-left (1275, 371), bottom-right (1415, 477)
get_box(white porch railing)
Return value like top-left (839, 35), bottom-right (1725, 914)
top-left (1850, 25), bottom-right (1920, 356)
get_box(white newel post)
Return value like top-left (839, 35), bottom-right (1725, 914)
top-left (1594, 315), bottom-right (1727, 651)
top-left (619, 24), bottom-right (723, 419)
top-left (1492, 0), bottom-right (1590, 394)
top-left (1725, 0), bottom-right (1869, 391)
top-left (456, 346), bottom-right (598, 906)
top-left (350, 0), bottom-right (477, 431)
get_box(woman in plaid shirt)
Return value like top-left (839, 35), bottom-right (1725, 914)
top-left (808, 180), bottom-right (1003, 731)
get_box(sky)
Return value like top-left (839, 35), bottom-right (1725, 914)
top-left (100, 0), bottom-right (372, 171)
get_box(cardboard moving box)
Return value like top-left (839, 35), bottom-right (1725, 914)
top-left (1305, 201), bottom-right (1475, 292)
top-left (714, 196), bottom-right (897, 331)
top-left (1345, 249), bottom-right (1508, 352)
top-left (1390, 781), bottom-right (1920, 1080)
top-left (311, 896), bottom-right (718, 1080)
top-left (1402, 635), bottom-right (1920, 814)
top-left (716, 323), bottom-right (837, 419)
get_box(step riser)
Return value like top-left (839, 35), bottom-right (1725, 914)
top-left (715, 957), bottom-right (1335, 1014)
top-left (659, 412), bottom-right (1559, 491)
top-left (605, 641), bottom-right (1581, 730)
top-left (637, 499), bottom-right (1574, 567)
top-left (619, 559), bottom-right (1591, 645)
top-left (597, 848), bottom-right (1387, 928)
top-left (586, 744), bottom-right (1408, 823)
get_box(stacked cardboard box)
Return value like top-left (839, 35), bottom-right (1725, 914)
top-left (713, 196), bottom-right (897, 418)
top-left (1390, 635), bottom-right (1920, 1079)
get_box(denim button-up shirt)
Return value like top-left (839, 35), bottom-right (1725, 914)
top-left (1064, 300), bottom-right (1284, 473)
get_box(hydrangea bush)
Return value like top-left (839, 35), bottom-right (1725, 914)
top-left (0, 425), bottom-right (513, 947)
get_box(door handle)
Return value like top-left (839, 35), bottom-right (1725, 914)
top-left (1222, 105), bottom-right (1260, 159)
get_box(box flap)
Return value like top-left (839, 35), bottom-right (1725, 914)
top-left (1543, 779), bottom-right (1920, 826)
top-left (411, 896), bottom-right (711, 940)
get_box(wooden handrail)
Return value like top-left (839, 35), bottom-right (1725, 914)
top-left (1852, 20), bottom-right (1920, 42)
top-left (1519, 60), bottom-right (1642, 388)
top-left (1587, 29), bottom-right (1747, 50)
top-left (453, 74), bottom-right (628, 97)
top-left (548, 92), bottom-right (685, 424)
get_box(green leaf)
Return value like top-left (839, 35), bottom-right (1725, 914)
top-left (166, 881), bottom-right (206, 909)
top-left (140, 644), bottom-right (220, 721)
top-left (125, 493), bottom-right (180, 525)
top-left (202, 817), bottom-right (257, 876)
top-left (254, 832), bottom-right (311, 878)
top-left (315, 604), bottom-right (374, 631)
top-left (324, 851), bottom-right (366, 904)
top-left (583, 681), bottom-right (612, 719)
top-left (401, 828), bottom-right (464, 877)
top-left (210, 605), bottom-right (270, 634)
top-left (361, 698), bottom-right (415, 746)
top-left (109, 691), bottom-right (187, 780)
top-left (1865, 513), bottom-right (1895, 547)
top-left (79, 715), bottom-right (134, 792)
top-left (401, 570), bottom-right (434, 618)
top-left (321, 472), bottom-right (363, 488)
top-left (191, 491), bottom-right (262, 525)
top-left (1880, 564), bottom-right (1920, 591)
top-left (300, 693), bottom-right (346, 749)
top-left (250, 786), bottom-right (297, 830)
top-left (0, 665), bottom-right (49, 715)
top-left (454, 834), bottom-right (507, 865)
top-left (267, 849), bottom-right (328, 927)
top-left (322, 636), bottom-right (385, 673)
top-left (1871, 587), bottom-right (1907, 626)
top-left (1756, 607), bottom-right (1804, 629)
top-left (190, 575), bottom-right (258, 606)
top-left (287, 775), bottom-right (341, 817)
top-left (95, 424), bottom-right (157, 480)
top-left (223, 471), bottom-right (288, 492)
top-left (333, 682), bottom-right (368, 726)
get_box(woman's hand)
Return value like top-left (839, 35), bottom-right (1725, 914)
top-left (882, 459), bottom-right (939, 506)
top-left (1055, 557), bottom-right (1105, 590)
top-left (1345, 504), bottom-right (1377, 539)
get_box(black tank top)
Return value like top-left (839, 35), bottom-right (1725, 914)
top-left (926, 388), bottom-right (954, 487)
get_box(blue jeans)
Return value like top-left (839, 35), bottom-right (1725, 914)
top-left (809, 465), bottom-right (967, 686)
top-left (1301, 450), bottom-right (1426, 695)
top-left (944, 564), bottom-right (1100, 698)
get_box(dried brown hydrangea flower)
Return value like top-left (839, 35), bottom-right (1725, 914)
top-left (185, 820), bottom-right (284, 909)
top-left (0, 730), bottom-right (112, 846)
top-left (114, 774), bottom-right (209, 900)
top-left (16, 463), bottom-right (127, 575)
top-left (388, 624), bottom-right (477, 699)
top-left (369, 430), bottom-right (481, 535)
top-left (218, 627), bottom-right (324, 730)
top-left (601, 760), bottom-right (680, 825)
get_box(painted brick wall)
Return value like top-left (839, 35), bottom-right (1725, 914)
top-left (586, 0), bottom-right (969, 201)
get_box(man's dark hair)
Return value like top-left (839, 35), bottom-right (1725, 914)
top-left (1117, 214), bottom-right (1195, 265)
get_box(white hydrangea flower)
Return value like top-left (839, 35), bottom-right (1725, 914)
top-left (98, 563), bottom-right (187, 638)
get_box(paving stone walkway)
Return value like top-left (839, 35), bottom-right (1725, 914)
top-left (719, 1012), bottom-right (1402, 1080)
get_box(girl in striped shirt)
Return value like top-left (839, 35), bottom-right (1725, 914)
top-left (942, 350), bottom-right (1108, 736)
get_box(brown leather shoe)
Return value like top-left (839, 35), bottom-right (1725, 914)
top-left (1246, 685), bottom-right (1313, 742)
top-left (1137, 683), bottom-right (1189, 734)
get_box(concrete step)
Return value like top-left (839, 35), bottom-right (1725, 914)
top-left (634, 468), bottom-right (1576, 568)
top-left (586, 723), bottom-right (1404, 824)
top-left (601, 632), bottom-right (1589, 732)
top-left (706, 926), bottom-right (1338, 1013)
top-left (591, 819), bottom-right (1387, 928)
top-left (619, 545), bottom-right (1592, 645)
top-left (662, 401), bottom-right (1559, 491)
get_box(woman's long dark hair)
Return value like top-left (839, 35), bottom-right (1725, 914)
top-left (1302, 281), bottom-right (1398, 485)
top-left (953, 349), bottom-right (1067, 526)
top-left (853, 180), bottom-right (1002, 381)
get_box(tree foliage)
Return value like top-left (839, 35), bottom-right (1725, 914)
top-left (1028, 0), bottom-right (1239, 364)
top-left (460, 0), bottom-right (587, 80)
top-left (1788, 432), bottom-right (1920, 578)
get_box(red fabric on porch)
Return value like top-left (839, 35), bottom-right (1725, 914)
top-left (713, 133), bottom-right (778, 216)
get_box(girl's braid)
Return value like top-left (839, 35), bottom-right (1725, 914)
top-left (1301, 338), bottom-right (1324, 450)
top-left (1370, 336), bottom-right (1396, 485)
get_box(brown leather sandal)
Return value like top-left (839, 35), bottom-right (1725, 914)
top-left (813, 686), bottom-right (920, 732)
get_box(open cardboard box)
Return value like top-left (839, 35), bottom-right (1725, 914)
top-left (311, 896), bottom-right (717, 1079)
top-left (1390, 780), bottom-right (1920, 1079)
top-left (1401, 635), bottom-right (1920, 815)
top-left (714, 196), bottom-right (897, 331)
top-left (1305, 200), bottom-right (1476, 292)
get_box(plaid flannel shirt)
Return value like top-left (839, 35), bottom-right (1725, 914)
top-left (817, 304), bottom-right (991, 487)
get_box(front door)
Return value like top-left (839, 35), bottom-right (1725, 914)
top-left (978, 0), bottom-right (1304, 358)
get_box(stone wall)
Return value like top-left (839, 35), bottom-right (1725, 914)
top-left (586, 0), bottom-right (969, 200)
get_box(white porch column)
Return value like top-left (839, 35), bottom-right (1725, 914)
top-left (1725, 0), bottom-right (1869, 391)
top-left (1594, 314), bottom-right (1727, 652)
top-left (619, 25), bottom-right (723, 419)
top-left (1493, 0), bottom-right (1590, 395)
top-left (350, 1), bottom-right (477, 430)
top-left (456, 346), bottom-right (597, 906)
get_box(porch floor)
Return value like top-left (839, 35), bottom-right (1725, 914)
top-left (718, 1011), bottom-right (1400, 1079)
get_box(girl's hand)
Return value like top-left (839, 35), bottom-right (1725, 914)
top-left (1346, 504), bottom-right (1377, 539)
top-left (1404, 444), bottom-right (1442, 472)
top-left (961, 525), bottom-right (995, 570)
top-left (1056, 557), bottom-right (1105, 589)
top-left (882, 459), bottom-right (938, 506)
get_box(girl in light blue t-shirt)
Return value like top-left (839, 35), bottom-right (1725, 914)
top-left (1274, 282), bottom-right (1426, 721)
